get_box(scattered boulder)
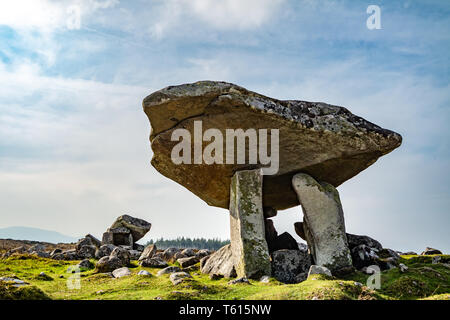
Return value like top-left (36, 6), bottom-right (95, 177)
top-left (228, 277), bottom-right (250, 285)
top-left (139, 244), bottom-right (157, 261)
top-left (170, 272), bottom-right (192, 285)
top-left (95, 244), bottom-right (116, 259)
top-left (31, 251), bottom-right (50, 258)
top-left (196, 249), bottom-right (210, 258)
top-left (308, 265), bottom-right (332, 277)
top-left (346, 234), bottom-right (383, 251)
top-left (269, 232), bottom-right (299, 253)
top-left (110, 247), bottom-right (131, 266)
top-left (85, 234), bottom-right (102, 248)
top-left (36, 272), bottom-right (53, 281)
top-left (77, 245), bottom-right (96, 259)
top-left (173, 251), bottom-right (187, 261)
top-left (399, 263), bottom-right (408, 273)
top-left (75, 237), bottom-right (93, 251)
top-left (96, 256), bottom-right (124, 273)
top-left (271, 249), bottom-right (311, 284)
top-left (178, 256), bottom-right (200, 268)
top-left (421, 247), bottom-right (443, 255)
top-left (162, 247), bottom-right (180, 263)
top-left (110, 214), bottom-right (151, 242)
top-left (351, 245), bottom-right (380, 270)
top-left (181, 248), bottom-right (196, 257)
top-left (140, 257), bottom-right (168, 268)
top-left (50, 248), bottom-right (62, 257)
top-left (78, 259), bottom-right (94, 270)
top-left (200, 244), bottom-right (236, 278)
top-left (28, 244), bottom-right (46, 253)
top-left (156, 266), bottom-right (181, 276)
top-left (112, 267), bottom-right (131, 278)
top-left (138, 270), bottom-right (151, 276)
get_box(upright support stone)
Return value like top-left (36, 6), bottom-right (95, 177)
top-left (229, 169), bottom-right (271, 279)
top-left (292, 173), bottom-right (353, 274)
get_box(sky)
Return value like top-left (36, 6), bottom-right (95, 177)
top-left (0, 0), bottom-right (449, 253)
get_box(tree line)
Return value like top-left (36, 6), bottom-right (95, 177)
top-left (145, 237), bottom-right (230, 251)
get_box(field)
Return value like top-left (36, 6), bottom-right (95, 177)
top-left (1, 252), bottom-right (449, 300)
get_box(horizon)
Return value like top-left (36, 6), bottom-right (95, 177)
top-left (0, 1), bottom-right (449, 254)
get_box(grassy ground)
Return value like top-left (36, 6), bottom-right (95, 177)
top-left (0, 254), bottom-right (449, 300)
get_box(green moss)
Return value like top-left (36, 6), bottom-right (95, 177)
top-left (0, 281), bottom-right (51, 300)
top-left (0, 254), bottom-right (448, 300)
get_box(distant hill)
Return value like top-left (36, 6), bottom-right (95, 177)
top-left (0, 226), bottom-right (78, 244)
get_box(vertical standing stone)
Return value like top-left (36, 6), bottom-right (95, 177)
top-left (229, 169), bottom-right (271, 279)
top-left (292, 173), bottom-right (352, 274)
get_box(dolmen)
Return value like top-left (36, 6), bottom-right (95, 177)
top-left (142, 81), bottom-right (402, 279)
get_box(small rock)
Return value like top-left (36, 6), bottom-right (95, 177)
top-left (421, 247), bottom-right (443, 255)
top-left (177, 256), bottom-right (200, 268)
top-left (31, 251), bottom-right (50, 258)
top-left (50, 248), bottom-right (62, 256)
top-left (157, 266), bottom-right (181, 276)
top-left (169, 272), bottom-right (192, 285)
top-left (140, 257), bottom-right (168, 268)
top-left (95, 256), bottom-right (123, 273)
top-left (196, 249), bottom-right (211, 258)
top-left (137, 270), bottom-right (151, 276)
top-left (432, 256), bottom-right (442, 264)
top-left (78, 259), bottom-right (94, 269)
top-left (139, 244), bottom-right (157, 261)
top-left (259, 275), bottom-right (270, 283)
top-left (37, 272), bottom-right (53, 281)
top-left (399, 263), bottom-right (408, 272)
top-left (162, 247), bottom-right (180, 263)
top-left (308, 265), bottom-right (332, 277)
top-left (112, 267), bottom-right (131, 278)
top-left (228, 277), bottom-right (250, 285)
top-left (95, 244), bottom-right (117, 259)
top-left (110, 247), bottom-right (131, 266)
top-left (181, 248), bottom-right (196, 257)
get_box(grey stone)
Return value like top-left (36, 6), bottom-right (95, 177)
top-left (295, 272), bottom-right (308, 283)
top-left (138, 270), bottom-right (151, 276)
top-left (110, 214), bottom-right (151, 242)
top-left (140, 257), bottom-right (168, 268)
top-left (85, 234), bottom-right (102, 248)
top-left (228, 277), bottom-right (250, 285)
top-left (200, 244), bottom-right (236, 278)
top-left (156, 266), bottom-right (181, 276)
top-left (110, 247), bottom-right (130, 266)
top-left (75, 237), bottom-right (93, 251)
top-left (421, 247), bottom-right (443, 255)
top-left (95, 256), bottom-right (123, 273)
top-left (432, 256), bottom-right (442, 264)
top-left (129, 250), bottom-right (142, 260)
top-left (139, 244), bottom-right (157, 261)
top-left (178, 256), bottom-right (200, 268)
top-left (196, 249), bottom-right (210, 258)
top-left (112, 267), bottom-right (131, 278)
top-left (308, 265), bottom-right (332, 277)
top-left (143, 81), bottom-right (402, 210)
top-left (268, 232), bottom-right (299, 253)
top-left (292, 173), bottom-right (353, 273)
top-left (95, 244), bottom-right (116, 259)
top-left (346, 233), bottom-right (383, 251)
top-left (31, 251), bottom-right (50, 258)
top-left (161, 247), bottom-right (180, 263)
top-left (351, 245), bottom-right (380, 270)
top-left (229, 169), bottom-right (271, 279)
top-left (181, 248), bottom-right (196, 257)
top-left (399, 263), bottom-right (408, 272)
top-left (28, 244), bottom-right (46, 253)
top-left (271, 249), bottom-right (311, 284)
top-left (170, 272), bottom-right (192, 285)
top-left (259, 275), bottom-right (270, 283)
top-left (50, 248), bottom-right (62, 257)
top-left (78, 259), bottom-right (94, 269)
top-left (77, 245), bottom-right (96, 259)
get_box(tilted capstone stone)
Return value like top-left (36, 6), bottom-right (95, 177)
top-left (292, 173), bottom-right (353, 274)
top-left (229, 169), bottom-right (271, 279)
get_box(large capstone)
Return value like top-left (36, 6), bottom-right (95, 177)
top-left (143, 81), bottom-right (402, 210)
top-left (292, 173), bottom-right (353, 273)
top-left (229, 169), bottom-right (271, 279)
